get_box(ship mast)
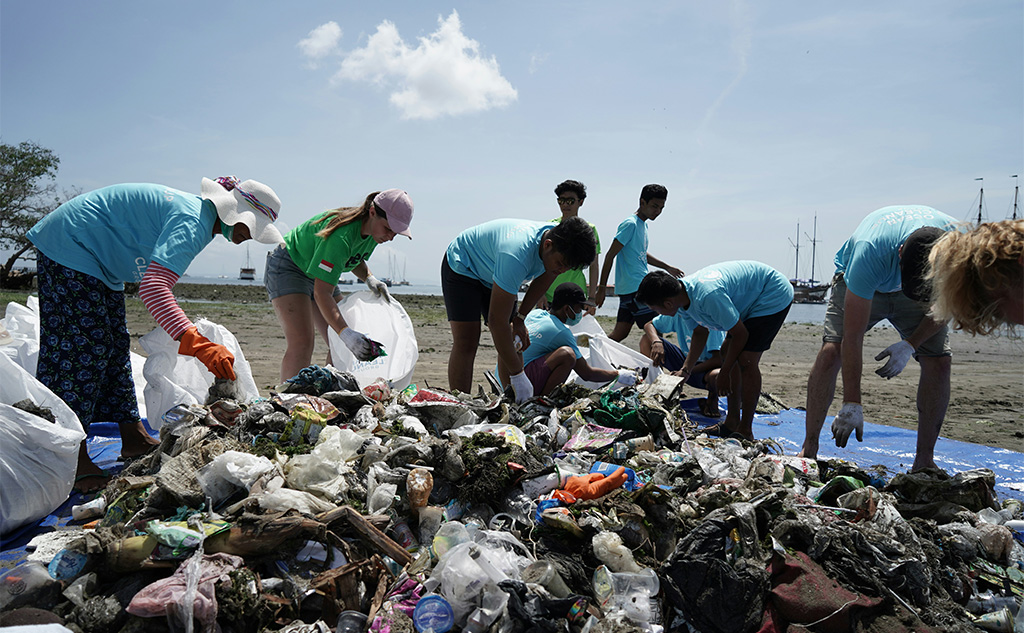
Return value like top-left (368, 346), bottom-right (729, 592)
top-left (788, 221), bottom-right (800, 279)
top-left (975, 177), bottom-right (984, 224)
top-left (1012, 175), bottom-right (1019, 220)
top-left (804, 213), bottom-right (820, 282)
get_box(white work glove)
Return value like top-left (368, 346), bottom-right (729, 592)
top-left (874, 340), bottom-right (914, 379)
top-left (339, 327), bottom-right (375, 361)
top-left (365, 275), bottom-right (392, 303)
top-left (509, 371), bottom-right (534, 404)
top-left (831, 402), bottom-right (864, 448)
top-left (513, 334), bottom-right (524, 352)
top-left (615, 369), bottom-right (638, 387)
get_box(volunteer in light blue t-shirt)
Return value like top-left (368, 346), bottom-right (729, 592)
top-left (26, 177), bottom-right (284, 493)
top-left (442, 218), bottom-right (597, 403)
top-left (595, 184), bottom-right (684, 343)
top-left (635, 263), bottom-right (793, 441)
top-left (492, 283), bottom-right (636, 396)
top-left (799, 205), bottom-right (957, 474)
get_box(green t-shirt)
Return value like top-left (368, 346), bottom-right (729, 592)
top-left (544, 218), bottom-right (602, 302)
top-left (283, 211), bottom-right (377, 285)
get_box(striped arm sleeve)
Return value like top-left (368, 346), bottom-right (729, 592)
top-left (138, 262), bottom-right (193, 340)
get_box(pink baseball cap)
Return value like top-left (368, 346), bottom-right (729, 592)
top-left (374, 189), bottom-right (414, 238)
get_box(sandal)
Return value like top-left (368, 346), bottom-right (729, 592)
top-left (699, 423), bottom-right (733, 438)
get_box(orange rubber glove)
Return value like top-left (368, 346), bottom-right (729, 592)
top-left (555, 467), bottom-right (628, 503)
top-left (178, 326), bottom-right (236, 380)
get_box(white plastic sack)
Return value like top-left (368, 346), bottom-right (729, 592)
top-left (1, 296), bottom-right (41, 375)
top-left (327, 291), bottom-right (418, 390)
top-left (0, 354), bottom-right (87, 536)
top-left (140, 318), bottom-right (259, 430)
top-left (567, 315), bottom-right (660, 388)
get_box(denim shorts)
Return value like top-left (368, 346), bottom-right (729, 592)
top-left (822, 273), bottom-right (950, 357)
top-left (265, 244), bottom-right (343, 301)
top-left (616, 291), bottom-right (656, 327)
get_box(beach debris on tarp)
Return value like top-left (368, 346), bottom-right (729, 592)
top-left (2, 368), bottom-right (1023, 633)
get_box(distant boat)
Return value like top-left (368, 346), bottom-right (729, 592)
top-left (789, 215), bottom-right (829, 304)
top-left (338, 276), bottom-right (354, 285)
top-left (239, 245), bottom-right (256, 281)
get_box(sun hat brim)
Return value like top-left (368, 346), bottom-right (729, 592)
top-left (201, 177), bottom-right (283, 245)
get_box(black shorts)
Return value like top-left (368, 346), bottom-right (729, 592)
top-left (730, 304), bottom-right (790, 352)
top-left (616, 291), bottom-right (656, 328)
top-left (441, 254), bottom-right (516, 324)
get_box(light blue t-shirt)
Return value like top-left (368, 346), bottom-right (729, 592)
top-left (834, 205), bottom-right (956, 300)
top-left (612, 214), bottom-right (649, 295)
top-left (678, 261), bottom-right (794, 331)
top-left (651, 313), bottom-right (726, 363)
top-left (27, 184), bottom-right (215, 291)
top-left (446, 220), bottom-right (555, 295)
top-left (523, 309), bottom-right (582, 367)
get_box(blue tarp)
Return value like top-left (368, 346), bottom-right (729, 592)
top-left (3, 402), bottom-right (1021, 569)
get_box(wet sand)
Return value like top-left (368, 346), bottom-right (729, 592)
top-left (112, 285), bottom-right (1024, 453)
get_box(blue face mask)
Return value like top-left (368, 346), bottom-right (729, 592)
top-left (220, 220), bottom-right (234, 242)
top-left (565, 306), bottom-right (583, 326)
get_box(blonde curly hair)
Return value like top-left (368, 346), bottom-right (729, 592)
top-left (927, 219), bottom-right (1024, 335)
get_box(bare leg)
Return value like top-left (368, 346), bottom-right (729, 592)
top-left (722, 365), bottom-right (742, 432)
top-left (119, 420), bottom-right (158, 457)
top-left (704, 368), bottom-right (722, 416)
top-left (799, 342), bottom-right (842, 459)
top-left (608, 320), bottom-right (633, 342)
top-left (311, 298), bottom-right (334, 367)
top-left (449, 320), bottom-right (482, 393)
top-left (735, 350), bottom-right (763, 439)
top-left (541, 347), bottom-right (576, 395)
top-left (74, 442), bottom-right (109, 493)
top-left (912, 355), bottom-right (952, 472)
top-left (273, 293), bottom-right (316, 382)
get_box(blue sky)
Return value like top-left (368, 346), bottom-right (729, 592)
top-left (3, 1), bottom-right (1021, 284)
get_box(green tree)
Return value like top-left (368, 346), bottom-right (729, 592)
top-left (0, 140), bottom-right (61, 288)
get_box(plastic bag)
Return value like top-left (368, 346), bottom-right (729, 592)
top-left (0, 296), bottom-right (40, 375)
top-left (327, 291), bottom-right (418, 390)
top-left (140, 318), bottom-right (259, 430)
top-left (0, 354), bottom-right (87, 536)
top-left (567, 315), bottom-right (659, 388)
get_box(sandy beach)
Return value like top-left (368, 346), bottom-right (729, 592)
top-left (5, 284), bottom-right (1021, 452)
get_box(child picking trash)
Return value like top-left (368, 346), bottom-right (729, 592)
top-left (266, 189), bottom-right (414, 382)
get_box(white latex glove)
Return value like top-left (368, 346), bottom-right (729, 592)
top-left (831, 402), bottom-right (864, 448)
top-left (339, 327), bottom-right (375, 361)
top-left (509, 371), bottom-right (534, 404)
top-left (365, 275), bottom-right (392, 303)
top-left (874, 340), bottom-right (914, 379)
top-left (513, 334), bottom-right (524, 352)
top-left (615, 369), bottom-right (638, 387)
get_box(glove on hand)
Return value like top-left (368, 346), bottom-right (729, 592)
top-left (831, 402), bottom-right (864, 448)
top-left (178, 326), bottom-right (236, 380)
top-left (874, 340), bottom-right (914, 379)
top-left (558, 467), bottom-right (628, 502)
top-left (509, 370), bottom-right (534, 403)
top-left (615, 369), bottom-right (638, 387)
top-left (339, 327), bottom-right (375, 361)
top-left (365, 275), bottom-right (392, 303)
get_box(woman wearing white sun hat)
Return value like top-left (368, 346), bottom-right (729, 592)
top-left (27, 175), bottom-right (283, 493)
top-left (265, 188), bottom-right (414, 382)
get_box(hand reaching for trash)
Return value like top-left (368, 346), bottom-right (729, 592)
top-left (874, 340), bottom-right (914, 379)
top-left (339, 327), bottom-right (385, 362)
top-left (178, 326), bottom-right (236, 380)
top-left (509, 371), bottom-right (534, 403)
top-left (615, 369), bottom-right (637, 387)
top-left (831, 402), bottom-right (864, 448)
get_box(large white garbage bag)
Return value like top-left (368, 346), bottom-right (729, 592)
top-left (0, 354), bottom-right (86, 536)
top-left (567, 314), bottom-right (660, 389)
top-left (1, 296), bottom-right (41, 375)
top-left (140, 318), bottom-right (259, 430)
top-left (328, 291), bottom-right (418, 390)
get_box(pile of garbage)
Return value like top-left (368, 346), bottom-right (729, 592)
top-left (2, 367), bottom-right (1022, 633)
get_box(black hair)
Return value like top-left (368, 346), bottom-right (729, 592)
top-left (554, 180), bottom-right (587, 201)
top-left (548, 216), bottom-right (597, 270)
top-left (640, 184), bottom-right (668, 203)
top-left (550, 282), bottom-right (588, 309)
top-left (635, 270), bottom-right (682, 306)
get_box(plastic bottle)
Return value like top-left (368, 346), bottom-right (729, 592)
top-left (468, 543), bottom-right (507, 584)
top-left (592, 565), bottom-right (660, 624)
top-left (72, 496), bottom-right (107, 521)
top-left (0, 562), bottom-right (60, 611)
top-left (520, 560), bottom-right (571, 598)
top-left (412, 593), bottom-right (454, 633)
top-left (407, 468), bottom-right (434, 511)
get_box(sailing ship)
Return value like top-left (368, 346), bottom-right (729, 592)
top-left (239, 245), bottom-right (256, 281)
top-left (789, 214), bottom-right (829, 304)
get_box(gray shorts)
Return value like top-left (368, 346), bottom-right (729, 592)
top-left (265, 244), bottom-right (344, 301)
top-left (822, 272), bottom-right (951, 357)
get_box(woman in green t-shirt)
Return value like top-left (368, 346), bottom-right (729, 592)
top-left (265, 189), bottom-right (414, 381)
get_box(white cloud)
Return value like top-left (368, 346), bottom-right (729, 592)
top-left (298, 22), bottom-right (342, 67)
top-left (333, 10), bottom-right (517, 120)
top-left (528, 52), bottom-right (548, 74)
